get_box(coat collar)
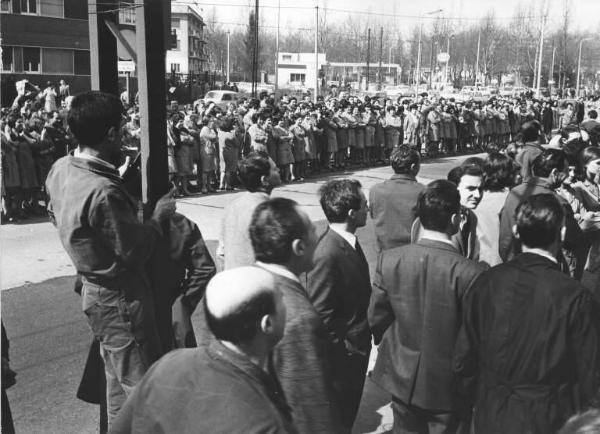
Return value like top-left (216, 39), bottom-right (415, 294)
top-left (69, 156), bottom-right (121, 182)
top-left (416, 238), bottom-right (460, 254)
top-left (390, 173), bottom-right (417, 182)
top-left (513, 252), bottom-right (560, 271)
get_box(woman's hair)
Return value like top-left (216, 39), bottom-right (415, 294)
top-left (483, 153), bottom-right (519, 192)
top-left (580, 146), bottom-right (600, 171)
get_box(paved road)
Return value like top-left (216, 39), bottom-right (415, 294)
top-left (1, 154), bottom-right (477, 434)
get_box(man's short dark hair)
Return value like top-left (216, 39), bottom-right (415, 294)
top-left (204, 290), bottom-right (275, 344)
top-left (521, 120), bottom-right (541, 143)
top-left (237, 152), bottom-right (270, 192)
top-left (531, 148), bottom-right (567, 178)
top-left (589, 110), bottom-right (598, 119)
top-left (417, 180), bottom-right (460, 232)
top-left (319, 179), bottom-right (362, 223)
top-left (67, 91), bottom-right (123, 147)
top-left (390, 145), bottom-right (420, 174)
top-left (447, 165), bottom-right (484, 186)
top-left (250, 198), bottom-right (308, 265)
top-left (515, 194), bottom-right (564, 250)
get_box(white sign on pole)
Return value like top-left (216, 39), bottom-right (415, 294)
top-left (437, 52), bottom-right (450, 63)
top-left (118, 60), bottom-right (136, 72)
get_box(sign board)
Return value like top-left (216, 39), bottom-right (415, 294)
top-left (118, 60), bottom-right (135, 72)
top-left (437, 52), bottom-right (450, 63)
top-left (548, 80), bottom-right (555, 85)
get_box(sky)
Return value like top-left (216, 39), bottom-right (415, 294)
top-left (175, 0), bottom-right (600, 35)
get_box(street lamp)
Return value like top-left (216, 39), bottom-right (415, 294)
top-left (576, 37), bottom-right (592, 97)
top-left (415, 8), bottom-right (443, 97)
top-left (445, 34), bottom-right (454, 88)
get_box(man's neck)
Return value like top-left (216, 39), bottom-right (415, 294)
top-left (220, 340), bottom-right (267, 370)
top-left (420, 228), bottom-right (452, 243)
top-left (329, 221), bottom-right (355, 235)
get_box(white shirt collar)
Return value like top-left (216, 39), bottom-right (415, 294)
top-left (329, 225), bottom-right (357, 250)
top-left (420, 235), bottom-right (455, 246)
top-left (255, 262), bottom-right (300, 284)
top-left (522, 248), bottom-right (558, 264)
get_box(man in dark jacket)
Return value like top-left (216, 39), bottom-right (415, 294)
top-left (111, 267), bottom-right (297, 433)
top-left (250, 198), bottom-right (342, 433)
top-left (305, 179), bottom-right (372, 430)
top-left (499, 148), bottom-right (586, 274)
top-left (581, 109), bottom-right (600, 146)
top-left (369, 145), bottom-right (424, 253)
top-left (515, 121), bottom-right (544, 180)
top-left (369, 180), bottom-right (488, 433)
top-left (454, 194), bottom-right (600, 434)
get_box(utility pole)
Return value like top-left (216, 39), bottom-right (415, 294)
top-left (275, 0), bottom-right (280, 92)
top-left (366, 28), bottom-right (371, 90)
top-left (416, 19), bottom-right (423, 95)
top-left (535, 0), bottom-right (547, 97)
top-left (314, 5), bottom-right (318, 102)
top-left (550, 44), bottom-right (556, 91)
top-left (226, 31), bottom-right (230, 84)
top-left (378, 27), bottom-right (383, 88)
top-left (135, 0), bottom-right (170, 206)
top-left (474, 28), bottom-right (481, 86)
top-left (577, 38), bottom-right (592, 97)
top-left (429, 38), bottom-right (435, 89)
top-left (252, 0), bottom-right (259, 97)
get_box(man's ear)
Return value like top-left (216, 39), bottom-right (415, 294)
top-left (512, 224), bottom-right (520, 240)
top-left (260, 314), bottom-right (272, 334)
top-left (291, 238), bottom-right (305, 257)
top-left (448, 212), bottom-right (461, 234)
top-left (260, 175), bottom-right (269, 188)
top-left (560, 225), bottom-right (566, 243)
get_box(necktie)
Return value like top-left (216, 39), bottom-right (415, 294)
top-left (355, 240), bottom-right (368, 273)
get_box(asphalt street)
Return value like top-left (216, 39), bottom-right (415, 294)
top-left (1, 153), bottom-right (477, 434)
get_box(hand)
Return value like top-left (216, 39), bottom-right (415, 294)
top-left (151, 187), bottom-right (177, 222)
top-left (580, 211), bottom-right (600, 231)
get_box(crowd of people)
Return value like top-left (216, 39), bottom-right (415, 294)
top-left (4, 84), bottom-right (600, 434)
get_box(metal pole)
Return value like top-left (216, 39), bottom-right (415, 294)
top-left (415, 17), bottom-right (423, 96)
top-left (388, 42), bottom-right (391, 74)
top-left (252, 0), bottom-right (259, 97)
top-left (474, 28), bottom-right (480, 86)
top-left (226, 31), bottom-right (230, 84)
top-left (378, 27), bottom-right (383, 88)
top-left (550, 45), bottom-right (556, 91)
top-left (445, 36), bottom-right (451, 87)
top-left (535, 4), bottom-right (546, 97)
top-left (429, 38), bottom-right (435, 89)
top-left (275, 0), bottom-right (280, 91)
top-left (576, 39), bottom-right (586, 97)
top-left (314, 5), bottom-right (318, 102)
top-left (366, 28), bottom-right (371, 91)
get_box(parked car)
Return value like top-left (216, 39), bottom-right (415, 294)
top-left (203, 90), bottom-right (240, 109)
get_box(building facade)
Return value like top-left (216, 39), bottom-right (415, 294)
top-left (166, 4), bottom-right (205, 75)
top-left (0, 0), bottom-right (90, 105)
top-left (276, 52), bottom-right (326, 91)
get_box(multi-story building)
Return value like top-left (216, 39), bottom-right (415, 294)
top-left (0, 0), bottom-right (90, 105)
top-left (166, 4), bottom-right (205, 76)
top-left (276, 52), bottom-right (326, 91)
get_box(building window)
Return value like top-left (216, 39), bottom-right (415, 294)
top-left (175, 39), bottom-right (181, 50)
top-left (74, 50), bottom-right (90, 75)
top-left (170, 63), bottom-right (180, 73)
top-left (1, 0), bottom-right (11, 12)
top-left (40, 0), bottom-right (62, 17)
top-left (290, 73), bottom-right (306, 82)
top-left (23, 47), bottom-right (40, 72)
top-left (20, 0), bottom-right (37, 14)
top-left (171, 18), bottom-right (180, 28)
top-left (1, 46), bottom-right (13, 71)
top-left (118, 2), bottom-right (135, 25)
top-left (42, 48), bottom-right (73, 74)
top-left (282, 55), bottom-right (292, 61)
top-left (64, 0), bottom-right (86, 19)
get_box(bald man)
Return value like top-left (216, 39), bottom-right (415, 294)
top-left (111, 267), bottom-right (297, 434)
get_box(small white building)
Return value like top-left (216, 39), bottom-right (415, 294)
top-left (277, 52), bottom-right (326, 91)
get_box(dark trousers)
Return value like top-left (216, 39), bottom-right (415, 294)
top-left (2, 388), bottom-right (15, 434)
top-left (335, 349), bottom-right (370, 430)
top-left (391, 397), bottom-right (471, 434)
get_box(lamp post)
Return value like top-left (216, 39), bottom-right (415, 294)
top-left (445, 34), bottom-right (454, 88)
top-left (576, 38), bottom-right (592, 97)
top-left (415, 8), bottom-right (443, 97)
